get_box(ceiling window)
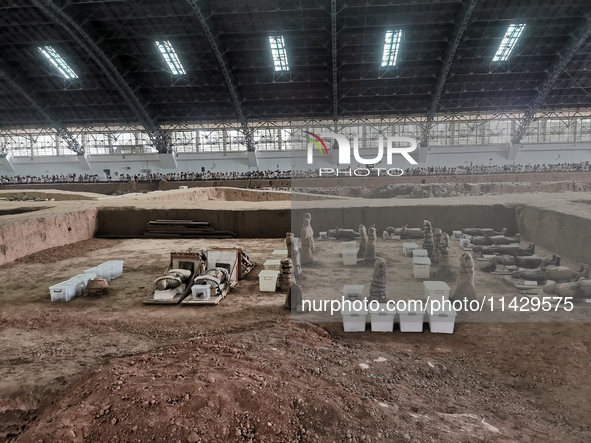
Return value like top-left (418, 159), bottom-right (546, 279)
top-left (492, 24), bottom-right (526, 62)
top-left (155, 40), bottom-right (186, 75)
top-left (268, 35), bottom-right (289, 71)
top-left (381, 30), bottom-right (402, 67)
top-left (38, 46), bottom-right (78, 79)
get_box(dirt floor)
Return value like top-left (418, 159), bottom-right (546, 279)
top-left (1, 236), bottom-right (590, 442)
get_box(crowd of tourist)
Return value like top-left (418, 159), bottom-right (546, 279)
top-left (1, 173), bottom-right (101, 184)
top-left (0, 162), bottom-right (588, 185)
top-left (402, 162), bottom-right (590, 176)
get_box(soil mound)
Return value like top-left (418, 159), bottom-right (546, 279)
top-left (17, 322), bottom-right (578, 443)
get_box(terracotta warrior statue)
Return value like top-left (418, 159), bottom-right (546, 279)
top-left (280, 258), bottom-right (295, 292)
top-left (385, 226), bottom-right (405, 236)
top-left (304, 213), bottom-right (314, 243)
top-left (463, 227), bottom-right (507, 236)
top-left (303, 213), bottom-right (315, 252)
top-left (328, 228), bottom-right (359, 240)
top-left (480, 253), bottom-right (560, 273)
top-left (284, 281), bottom-right (306, 312)
top-left (473, 243), bottom-right (535, 255)
top-left (386, 225), bottom-right (423, 238)
top-left (509, 268), bottom-right (546, 283)
top-left (543, 278), bottom-right (591, 299)
top-left (300, 218), bottom-right (314, 264)
top-left (399, 225), bottom-right (424, 239)
top-left (539, 263), bottom-right (589, 281)
top-left (358, 224), bottom-right (368, 257)
top-left (364, 226), bottom-right (377, 262)
top-left (471, 233), bottom-right (521, 246)
top-left (433, 228), bottom-right (442, 262)
top-left (435, 232), bottom-right (453, 279)
top-left (422, 220), bottom-right (434, 260)
top-left (369, 258), bottom-right (387, 303)
top-left (511, 263), bottom-right (589, 283)
top-left (286, 233), bottom-right (302, 278)
top-left (451, 252), bottom-right (477, 301)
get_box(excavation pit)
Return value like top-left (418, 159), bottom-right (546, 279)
top-left (1, 186), bottom-right (591, 441)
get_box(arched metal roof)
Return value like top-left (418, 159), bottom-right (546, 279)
top-left (0, 0), bottom-right (590, 136)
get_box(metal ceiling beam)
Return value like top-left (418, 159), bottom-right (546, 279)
top-left (331, 0), bottom-right (338, 122)
top-left (0, 67), bottom-right (83, 154)
top-left (421, 0), bottom-right (477, 147)
top-left (32, 0), bottom-right (172, 153)
top-left (512, 13), bottom-right (591, 144)
top-left (185, 0), bottom-right (255, 151)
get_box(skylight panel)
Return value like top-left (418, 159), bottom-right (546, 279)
top-left (268, 35), bottom-right (289, 71)
top-left (381, 30), bottom-right (402, 67)
top-left (154, 40), bottom-right (186, 75)
top-left (38, 46), bottom-right (78, 79)
top-left (493, 24), bottom-right (526, 62)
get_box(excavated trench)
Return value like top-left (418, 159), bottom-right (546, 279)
top-left (0, 188), bottom-right (590, 266)
top-left (0, 207), bottom-right (49, 216)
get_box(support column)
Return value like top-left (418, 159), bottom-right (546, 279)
top-left (418, 145), bottom-right (429, 163)
top-left (78, 152), bottom-right (92, 170)
top-left (0, 153), bottom-right (15, 172)
top-left (247, 151), bottom-right (258, 169)
top-left (507, 142), bottom-right (521, 161)
top-left (159, 152), bottom-right (178, 169)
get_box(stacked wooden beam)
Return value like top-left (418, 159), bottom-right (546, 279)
top-left (144, 220), bottom-right (236, 239)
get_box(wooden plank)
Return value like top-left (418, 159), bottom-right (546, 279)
top-left (142, 234), bottom-right (236, 239)
top-left (152, 220), bottom-right (209, 224)
top-left (149, 221), bottom-right (211, 226)
top-left (150, 231), bottom-right (209, 234)
top-left (143, 219), bottom-right (236, 239)
top-left (145, 227), bottom-right (215, 231)
top-left (181, 294), bottom-right (225, 305)
top-left (144, 230), bottom-right (235, 235)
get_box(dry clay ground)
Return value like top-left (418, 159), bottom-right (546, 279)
top-left (0, 236), bottom-right (590, 442)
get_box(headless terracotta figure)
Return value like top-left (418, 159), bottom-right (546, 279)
top-left (328, 228), bottom-right (359, 240)
top-left (286, 233), bottom-right (302, 279)
top-left (358, 224), bottom-right (368, 257)
top-left (364, 226), bottom-right (377, 261)
top-left (543, 278), bottom-right (591, 298)
top-left (300, 218), bottom-right (314, 264)
top-left (284, 282), bottom-right (306, 312)
top-left (451, 252), bottom-right (477, 301)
